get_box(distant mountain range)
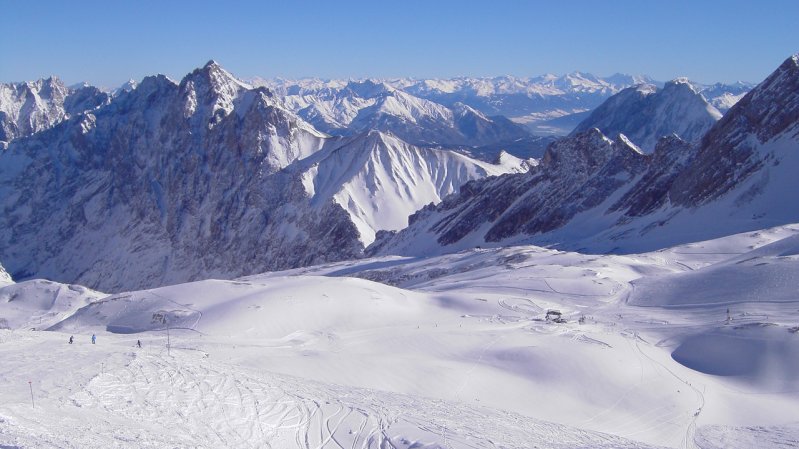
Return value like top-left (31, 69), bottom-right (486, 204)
top-left (256, 74), bottom-right (752, 136)
top-left (1, 71), bottom-right (752, 149)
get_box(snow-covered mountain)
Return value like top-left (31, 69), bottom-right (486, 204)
top-left (0, 77), bottom-right (109, 144)
top-left (391, 72), bottom-right (654, 118)
top-left (111, 78), bottom-right (138, 97)
top-left (255, 79), bottom-right (531, 147)
top-left (371, 55), bottom-right (799, 256)
top-left (699, 81), bottom-right (754, 112)
top-left (0, 62), bottom-right (519, 292)
top-left (571, 79), bottom-right (722, 152)
top-left (261, 75), bottom-right (753, 137)
top-left (299, 130), bottom-right (528, 245)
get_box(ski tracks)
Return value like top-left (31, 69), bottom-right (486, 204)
top-left (73, 350), bottom-right (408, 449)
top-left (68, 347), bottom-right (663, 449)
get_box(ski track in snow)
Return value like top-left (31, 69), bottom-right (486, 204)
top-left (0, 333), bottom-right (662, 449)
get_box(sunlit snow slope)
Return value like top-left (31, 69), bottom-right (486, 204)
top-left (2, 225), bottom-right (798, 448)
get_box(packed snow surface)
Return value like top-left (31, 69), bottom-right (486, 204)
top-left (1, 226), bottom-right (798, 448)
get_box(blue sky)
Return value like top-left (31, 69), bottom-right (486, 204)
top-left (1, 0), bottom-right (797, 87)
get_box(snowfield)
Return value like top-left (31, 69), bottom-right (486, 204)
top-left (1, 226), bottom-right (798, 448)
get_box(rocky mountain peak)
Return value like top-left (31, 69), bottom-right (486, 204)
top-left (178, 61), bottom-right (251, 128)
top-left (0, 77), bottom-right (71, 142)
top-left (111, 75), bottom-right (177, 113)
top-left (571, 77), bottom-right (721, 153)
top-left (661, 78), bottom-right (709, 103)
top-left (28, 76), bottom-right (69, 101)
top-left (542, 127), bottom-right (613, 170)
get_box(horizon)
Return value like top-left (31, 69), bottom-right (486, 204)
top-left (4, 61), bottom-right (755, 91)
top-left (2, 0), bottom-right (797, 88)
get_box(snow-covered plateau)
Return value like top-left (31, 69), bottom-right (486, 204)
top-left (1, 225), bottom-right (798, 448)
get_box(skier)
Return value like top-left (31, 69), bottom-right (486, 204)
top-left (91, 334), bottom-right (96, 344)
top-left (136, 339), bottom-right (142, 348)
top-left (69, 335), bottom-right (74, 344)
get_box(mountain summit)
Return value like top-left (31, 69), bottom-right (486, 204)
top-left (0, 77), bottom-right (108, 143)
top-left (571, 79), bottom-right (722, 152)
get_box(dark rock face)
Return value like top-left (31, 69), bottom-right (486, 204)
top-left (395, 129), bottom-right (651, 249)
top-left (670, 55), bottom-right (799, 207)
top-left (610, 135), bottom-right (694, 219)
top-left (64, 86), bottom-right (109, 116)
top-left (483, 130), bottom-right (647, 241)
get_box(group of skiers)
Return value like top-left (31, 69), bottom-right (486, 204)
top-left (68, 334), bottom-right (142, 348)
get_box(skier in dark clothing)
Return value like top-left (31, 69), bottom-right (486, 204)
top-left (91, 334), bottom-right (96, 344)
top-left (69, 335), bottom-right (73, 344)
top-left (136, 339), bottom-right (142, 348)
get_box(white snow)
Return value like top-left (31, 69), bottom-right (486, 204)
top-left (0, 280), bottom-right (103, 331)
top-left (0, 264), bottom-right (11, 286)
top-left (2, 227), bottom-right (798, 448)
top-left (302, 131), bottom-right (523, 245)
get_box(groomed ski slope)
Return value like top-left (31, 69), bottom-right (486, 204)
top-left (1, 225), bottom-right (799, 448)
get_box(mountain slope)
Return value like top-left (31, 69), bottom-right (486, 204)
top-left (571, 79), bottom-right (722, 152)
top-left (372, 55), bottom-right (799, 256)
top-left (298, 130), bottom-right (526, 245)
top-left (369, 129), bottom-right (652, 256)
top-left (0, 279), bottom-right (103, 330)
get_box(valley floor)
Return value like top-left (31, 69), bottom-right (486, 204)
top-left (2, 226), bottom-right (799, 448)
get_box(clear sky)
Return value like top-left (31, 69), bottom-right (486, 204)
top-left (1, 0), bottom-right (797, 87)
